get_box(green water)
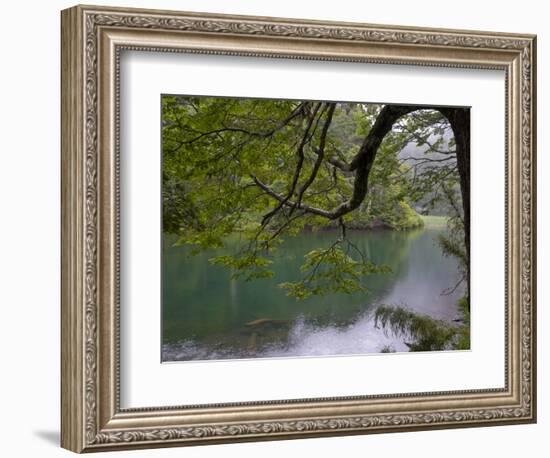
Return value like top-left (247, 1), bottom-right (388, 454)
top-left (161, 227), bottom-right (464, 361)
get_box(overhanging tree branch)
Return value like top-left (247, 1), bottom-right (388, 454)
top-left (261, 102), bottom-right (323, 225)
top-left (251, 175), bottom-right (334, 219)
top-left (292, 103), bottom-right (337, 213)
top-left (255, 104), bottom-right (462, 222)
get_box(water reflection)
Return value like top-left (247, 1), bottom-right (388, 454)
top-left (162, 227), bottom-right (464, 361)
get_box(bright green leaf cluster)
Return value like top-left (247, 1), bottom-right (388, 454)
top-left (279, 243), bottom-right (390, 300)
top-left (209, 254), bottom-right (275, 281)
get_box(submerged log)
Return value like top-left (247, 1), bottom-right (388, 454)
top-left (244, 318), bottom-right (287, 327)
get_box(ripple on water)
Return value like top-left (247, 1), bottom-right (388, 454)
top-left (162, 313), bottom-right (410, 362)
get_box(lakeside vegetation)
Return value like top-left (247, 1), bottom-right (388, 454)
top-left (420, 215), bottom-right (449, 228)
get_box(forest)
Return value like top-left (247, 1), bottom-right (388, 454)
top-left (161, 95), bottom-right (470, 361)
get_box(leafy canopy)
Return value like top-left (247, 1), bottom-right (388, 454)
top-left (162, 96), bottom-right (459, 298)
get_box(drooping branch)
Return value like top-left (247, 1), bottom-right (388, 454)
top-left (189, 102), bottom-right (469, 260)
top-left (292, 103), bottom-right (337, 213)
top-left (251, 175), bottom-right (333, 219)
top-left (312, 143), bottom-right (352, 171)
top-left (256, 104), bottom-right (441, 221)
top-left (395, 113), bottom-right (454, 155)
top-left (164, 101), bottom-right (307, 155)
top-left (261, 102), bottom-right (323, 225)
top-left (325, 156), bottom-right (353, 171)
top-left (326, 105), bottom-right (426, 219)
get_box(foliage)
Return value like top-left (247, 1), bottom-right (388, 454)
top-left (454, 296), bottom-right (471, 350)
top-left (209, 253), bottom-right (274, 281)
top-left (162, 96), bottom-right (462, 298)
top-left (374, 304), bottom-right (468, 351)
top-left (437, 184), bottom-right (467, 272)
top-left (419, 215), bottom-right (448, 228)
top-left (278, 240), bottom-right (391, 299)
top-left (328, 106), bottom-right (426, 230)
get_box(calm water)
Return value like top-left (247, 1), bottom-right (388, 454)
top-left (162, 226), bottom-right (464, 361)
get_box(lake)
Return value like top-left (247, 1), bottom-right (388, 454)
top-left (161, 224), bottom-right (464, 361)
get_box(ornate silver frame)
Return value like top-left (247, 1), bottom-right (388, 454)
top-left (61, 4), bottom-right (537, 453)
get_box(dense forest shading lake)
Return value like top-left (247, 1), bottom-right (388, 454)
top-left (162, 223), bottom-right (464, 362)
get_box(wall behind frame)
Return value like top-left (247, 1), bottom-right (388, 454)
top-left (0, 0), bottom-right (545, 457)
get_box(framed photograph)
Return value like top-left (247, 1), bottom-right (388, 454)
top-left (61, 4), bottom-right (537, 453)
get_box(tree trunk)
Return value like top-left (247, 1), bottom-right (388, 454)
top-left (441, 108), bottom-right (470, 307)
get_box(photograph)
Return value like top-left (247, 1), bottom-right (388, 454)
top-left (161, 95), bottom-right (471, 362)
